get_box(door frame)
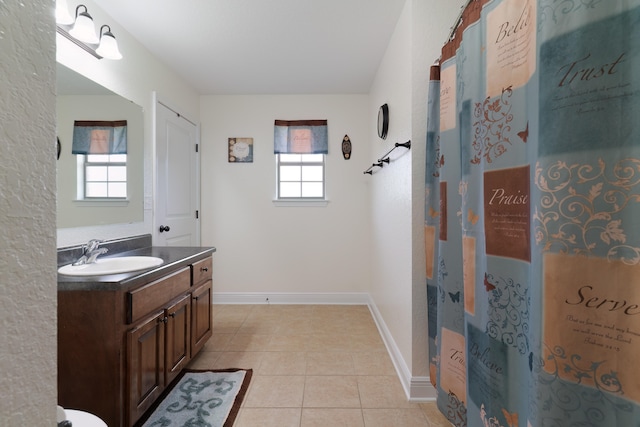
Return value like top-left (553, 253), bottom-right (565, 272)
top-left (151, 92), bottom-right (201, 246)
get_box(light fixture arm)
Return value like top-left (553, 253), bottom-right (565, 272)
top-left (100, 24), bottom-right (112, 36)
top-left (75, 4), bottom-right (89, 18)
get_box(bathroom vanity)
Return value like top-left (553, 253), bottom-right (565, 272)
top-left (57, 236), bottom-right (216, 427)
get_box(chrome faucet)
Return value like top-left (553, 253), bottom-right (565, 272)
top-left (72, 239), bottom-right (109, 266)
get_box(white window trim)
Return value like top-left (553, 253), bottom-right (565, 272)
top-left (72, 199), bottom-right (130, 206)
top-left (76, 154), bottom-right (128, 201)
top-left (274, 153), bottom-right (328, 205)
top-left (272, 199), bottom-right (329, 207)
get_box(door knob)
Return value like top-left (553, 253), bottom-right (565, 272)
top-left (159, 225), bottom-right (170, 233)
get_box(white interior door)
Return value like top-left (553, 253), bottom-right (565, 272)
top-left (155, 100), bottom-right (200, 246)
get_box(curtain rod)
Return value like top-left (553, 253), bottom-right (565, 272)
top-left (447, 0), bottom-right (473, 42)
top-left (435, 0), bottom-right (474, 65)
top-left (363, 141), bottom-right (411, 175)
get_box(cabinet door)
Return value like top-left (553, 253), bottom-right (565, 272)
top-left (166, 294), bottom-right (191, 386)
top-left (191, 280), bottom-right (213, 356)
top-left (127, 310), bottom-right (165, 426)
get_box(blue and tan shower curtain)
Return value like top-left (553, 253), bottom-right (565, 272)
top-left (425, 0), bottom-right (640, 426)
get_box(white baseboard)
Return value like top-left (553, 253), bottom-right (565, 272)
top-left (213, 292), bottom-right (370, 305)
top-left (366, 297), bottom-right (437, 401)
top-left (212, 291), bottom-right (437, 401)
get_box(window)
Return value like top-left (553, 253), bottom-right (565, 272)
top-left (277, 153), bottom-right (325, 199)
top-left (80, 153), bottom-right (127, 199)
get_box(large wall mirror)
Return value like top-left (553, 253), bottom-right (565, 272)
top-left (56, 63), bottom-right (144, 229)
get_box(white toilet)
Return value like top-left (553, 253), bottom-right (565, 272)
top-left (58, 406), bottom-right (107, 427)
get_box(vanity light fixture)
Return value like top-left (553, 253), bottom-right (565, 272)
top-left (56, 3), bottom-right (123, 60)
top-left (96, 25), bottom-right (123, 60)
top-left (69, 5), bottom-right (99, 44)
top-left (55, 0), bottom-right (74, 25)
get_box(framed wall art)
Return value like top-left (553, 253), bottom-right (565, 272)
top-left (228, 137), bottom-right (253, 163)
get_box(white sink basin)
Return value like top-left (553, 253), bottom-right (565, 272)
top-left (58, 256), bottom-right (164, 276)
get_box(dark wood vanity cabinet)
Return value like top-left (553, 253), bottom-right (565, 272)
top-left (191, 257), bottom-right (213, 355)
top-left (127, 309), bottom-right (166, 424)
top-left (58, 255), bottom-right (214, 427)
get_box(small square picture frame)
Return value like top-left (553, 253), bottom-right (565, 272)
top-left (228, 137), bottom-right (253, 163)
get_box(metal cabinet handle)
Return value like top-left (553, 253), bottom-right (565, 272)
top-left (201, 267), bottom-right (208, 272)
top-left (159, 225), bottom-right (170, 233)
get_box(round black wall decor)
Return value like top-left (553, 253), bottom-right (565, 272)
top-left (377, 103), bottom-right (389, 139)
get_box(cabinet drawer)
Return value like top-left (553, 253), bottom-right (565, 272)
top-left (192, 257), bottom-right (212, 286)
top-left (127, 267), bottom-right (190, 324)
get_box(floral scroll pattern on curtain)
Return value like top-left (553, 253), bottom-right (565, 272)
top-left (425, 0), bottom-right (640, 426)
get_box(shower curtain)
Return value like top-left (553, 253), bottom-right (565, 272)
top-left (425, 0), bottom-right (640, 426)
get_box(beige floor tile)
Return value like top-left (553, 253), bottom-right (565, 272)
top-left (419, 402), bottom-right (453, 427)
top-left (213, 303), bottom-right (253, 317)
top-left (237, 319), bottom-right (280, 335)
top-left (303, 376), bottom-right (361, 408)
top-left (235, 408), bottom-right (301, 427)
top-left (258, 351), bottom-right (307, 375)
top-left (244, 375), bottom-right (305, 407)
top-left (348, 333), bottom-right (386, 352)
top-left (308, 317), bottom-right (352, 335)
top-left (357, 376), bottom-right (416, 409)
top-left (245, 305), bottom-right (289, 322)
top-left (352, 352), bottom-right (396, 376)
top-left (205, 333), bottom-right (234, 351)
top-left (186, 350), bottom-right (221, 369)
top-left (345, 318), bottom-right (380, 335)
top-left (306, 352), bottom-right (355, 376)
top-left (212, 320), bottom-right (243, 334)
top-left (310, 305), bottom-right (351, 315)
top-left (212, 351), bottom-right (265, 371)
top-left (306, 334), bottom-right (358, 352)
top-left (213, 305), bottom-right (251, 327)
top-left (362, 408), bottom-right (430, 427)
top-left (301, 408), bottom-right (365, 427)
top-left (277, 318), bottom-right (315, 335)
top-left (226, 333), bottom-right (272, 351)
top-left (267, 334), bottom-right (310, 351)
top-left (191, 305), bottom-right (445, 426)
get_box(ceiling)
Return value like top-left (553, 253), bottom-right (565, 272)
top-left (93, 0), bottom-right (407, 95)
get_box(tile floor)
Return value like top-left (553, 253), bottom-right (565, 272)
top-left (187, 304), bottom-right (452, 427)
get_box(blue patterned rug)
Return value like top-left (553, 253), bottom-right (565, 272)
top-left (138, 369), bottom-right (252, 427)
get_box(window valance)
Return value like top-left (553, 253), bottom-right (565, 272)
top-left (274, 119), bottom-right (328, 154)
top-left (72, 120), bottom-right (128, 155)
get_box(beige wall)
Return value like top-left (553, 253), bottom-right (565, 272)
top-left (0, 2), bottom-right (58, 424)
top-left (199, 95), bottom-right (373, 298)
top-left (368, 0), bottom-right (466, 397)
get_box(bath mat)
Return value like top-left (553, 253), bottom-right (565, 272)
top-left (137, 368), bottom-right (252, 427)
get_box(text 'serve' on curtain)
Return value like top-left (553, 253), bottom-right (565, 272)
top-left (424, 0), bottom-right (640, 426)
top-left (72, 120), bottom-right (128, 155)
top-left (274, 119), bottom-right (328, 154)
